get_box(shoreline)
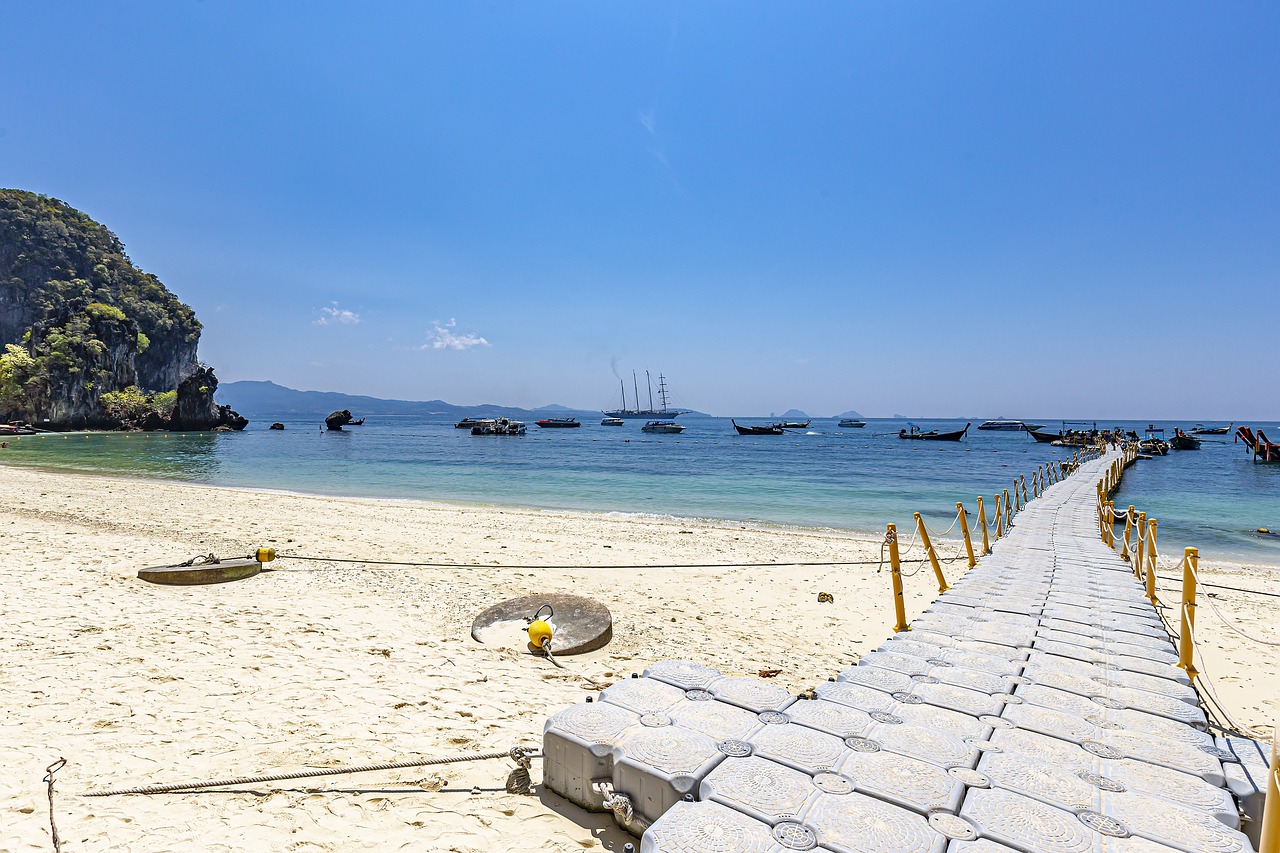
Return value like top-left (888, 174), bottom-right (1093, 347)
top-left (0, 456), bottom-right (895, 544)
top-left (3, 465), bottom-right (1277, 851)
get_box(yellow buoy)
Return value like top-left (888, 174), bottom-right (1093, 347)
top-left (255, 546), bottom-right (277, 563)
top-left (1260, 528), bottom-right (1272, 535)
top-left (527, 619), bottom-right (553, 648)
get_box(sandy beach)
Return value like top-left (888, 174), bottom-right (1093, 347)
top-left (2, 464), bottom-right (1277, 852)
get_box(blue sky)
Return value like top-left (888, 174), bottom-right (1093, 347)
top-left (3, 2), bottom-right (1277, 418)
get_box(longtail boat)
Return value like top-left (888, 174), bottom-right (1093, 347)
top-left (733, 420), bottom-right (785, 435)
top-left (899, 422), bottom-right (970, 441)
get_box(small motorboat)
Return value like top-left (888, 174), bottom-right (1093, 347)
top-left (1169, 429), bottom-right (1201, 450)
top-left (471, 418), bottom-right (527, 436)
top-left (837, 419), bottom-right (866, 428)
top-left (978, 419), bottom-right (1043, 431)
top-left (0, 423), bottom-right (37, 435)
top-left (455, 417), bottom-right (491, 429)
top-left (899, 423), bottom-right (970, 441)
top-left (535, 418), bottom-right (581, 428)
top-left (732, 420), bottom-right (785, 435)
top-left (641, 420), bottom-right (686, 434)
top-left (776, 419), bottom-right (811, 429)
top-left (1138, 427), bottom-right (1169, 456)
top-left (1191, 423), bottom-right (1232, 435)
top-left (600, 417), bottom-right (625, 426)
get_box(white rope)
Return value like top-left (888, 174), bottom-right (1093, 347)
top-left (1188, 563), bottom-right (1280, 647)
top-left (1184, 613), bottom-right (1271, 740)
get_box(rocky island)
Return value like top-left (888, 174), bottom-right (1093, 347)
top-left (0, 189), bottom-right (245, 431)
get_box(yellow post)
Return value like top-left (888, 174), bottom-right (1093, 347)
top-left (1003, 489), bottom-right (1013, 528)
top-left (1134, 511), bottom-right (1147, 579)
top-left (994, 493), bottom-right (1004, 539)
top-left (1033, 469), bottom-right (1041, 497)
top-left (957, 502), bottom-right (976, 568)
top-left (977, 495), bottom-right (990, 554)
top-left (1021, 474), bottom-right (1029, 504)
top-left (1145, 519), bottom-right (1159, 604)
top-left (886, 523), bottom-right (909, 633)
top-left (914, 512), bottom-right (950, 594)
top-left (1013, 480), bottom-right (1022, 513)
top-left (1104, 501), bottom-right (1116, 547)
top-left (1121, 505), bottom-right (1135, 561)
top-left (1177, 547), bottom-right (1199, 682)
top-left (1260, 729), bottom-right (1280, 853)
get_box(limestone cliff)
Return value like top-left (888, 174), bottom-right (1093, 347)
top-left (0, 189), bottom-right (243, 430)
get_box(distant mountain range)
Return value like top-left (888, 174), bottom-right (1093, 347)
top-left (216, 381), bottom-right (594, 419)
top-left (217, 380), bottom-right (862, 420)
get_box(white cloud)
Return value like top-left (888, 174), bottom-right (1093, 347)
top-left (422, 318), bottom-right (490, 351)
top-left (315, 302), bottom-right (361, 326)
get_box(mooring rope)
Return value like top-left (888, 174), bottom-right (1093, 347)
top-left (84, 747), bottom-right (537, 797)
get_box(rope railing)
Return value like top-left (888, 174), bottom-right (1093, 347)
top-left (882, 444), bottom-right (1107, 633)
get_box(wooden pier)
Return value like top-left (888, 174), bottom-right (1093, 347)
top-left (542, 449), bottom-right (1265, 852)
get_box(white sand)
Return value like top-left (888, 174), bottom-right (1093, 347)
top-left (1, 465), bottom-right (1276, 852)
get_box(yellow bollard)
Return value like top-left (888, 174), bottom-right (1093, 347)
top-left (887, 523), bottom-right (909, 633)
top-left (1145, 520), bottom-right (1159, 604)
top-left (1260, 728), bottom-right (1280, 853)
top-left (1013, 480), bottom-right (1022, 513)
top-left (1134, 511), bottom-right (1147, 580)
top-left (977, 496), bottom-right (990, 555)
top-left (1104, 501), bottom-right (1116, 547)
top-left (1020, 474), bottom-right (1028, 505)
top-left (1177, 547), bottom-right (1199, 682)
top-left (914, 512), bottom-right (950, 594)
top-left (1033, 469), bottom-right (1040, 498)
top-left (994, 494), bottom-right (1005, 540)
top-left (1003, 489), bottom-right (1013, 528)
top-left (957, 502), bottom-right (976, 569)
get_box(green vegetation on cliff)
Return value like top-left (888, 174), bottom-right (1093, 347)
top-left (0, 189), bottom-right (204, 426)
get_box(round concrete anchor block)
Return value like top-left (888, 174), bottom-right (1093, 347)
top-left (471, 593), bottom-right (612, 656)
top-left (138, 558), bottom-right (262, 586)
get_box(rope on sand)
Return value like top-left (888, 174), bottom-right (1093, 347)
top-left (84, 746), bottom-right (540, 797)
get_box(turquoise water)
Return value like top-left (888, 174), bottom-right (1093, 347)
top-left (3, 416), bottom-right (1277, 563)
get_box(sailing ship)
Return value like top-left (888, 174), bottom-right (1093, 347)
top-left (603, 371), bottom-right (687, 420)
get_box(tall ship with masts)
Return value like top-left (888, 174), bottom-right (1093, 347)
top-left (604, 371), bottom-right (688, 419)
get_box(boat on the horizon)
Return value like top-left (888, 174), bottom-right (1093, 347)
top-left (837, 418), bottom-right (866, 428)
top-left (776, 419), bottom-right (811, 429)
top-left (732, 420), bottom-right (785, 435)
top-left (899, 422), bottom-right (970, 441)
top-left (978, 418), bottom-right (1044, 431)
top-left (641, 420), bottom-right (685, 434)
top-left (535, 418), bottom-right (580, 429)
top-left (600, 417), bottom-right (625, 426)
top-left (603, 371), bottom-right (687, 420)
top-left (455, 417), bottom-right (492, 429)
top-left (1191, 423), bottom-right (1233, 435)
top-left (470, 418), bottom-right (526, 436)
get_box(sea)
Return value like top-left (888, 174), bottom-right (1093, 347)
top-left (3, 415), bottom-right (1278, 564)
